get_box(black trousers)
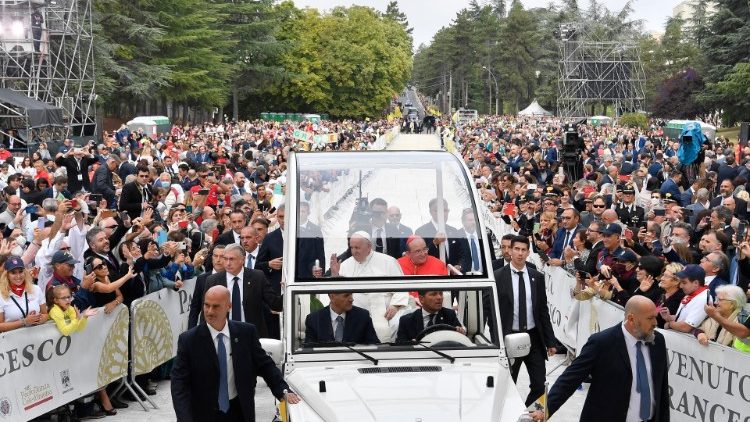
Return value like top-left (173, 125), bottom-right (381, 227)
top-left (216, 398), bottom-right (243, 422)
top-left (510, 328), bottom-right (546, 407)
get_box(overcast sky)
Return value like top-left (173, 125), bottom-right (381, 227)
top-left (291, 0), bottom-right (683, 48)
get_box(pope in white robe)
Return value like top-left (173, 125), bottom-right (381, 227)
top-left (331, 231), bottom-right (410, 341)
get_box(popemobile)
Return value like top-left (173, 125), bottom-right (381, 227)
top-left (258, 150), bottom-right (536, 421)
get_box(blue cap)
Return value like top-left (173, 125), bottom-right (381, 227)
top-left (4, 256), bottom-right (24, 271)
top-left (601, 223), bottom-right (622, 236)
top-left (675, 264), bottom-right (705, 282)
top-left (51, 251), bottom-right (79, 266)
top-left (615, 249), bottom-right (638, 263)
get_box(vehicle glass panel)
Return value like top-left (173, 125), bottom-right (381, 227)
top-left (289, 287), bottom-right (500, 353)
top-left (293, 151), bottom-right (487, 281)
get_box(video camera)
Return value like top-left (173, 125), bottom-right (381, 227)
top-left (351, 195), bottom-right (372, 226)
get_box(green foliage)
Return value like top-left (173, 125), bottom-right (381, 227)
top-left (273, 6), bottom-right (412, 119)
top-left (701, 63), bottom-right (750, 125)
top-left (619, 112), bottom-right (648, 129)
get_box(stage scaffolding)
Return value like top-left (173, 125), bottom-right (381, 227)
top-left (556, 23), bottom-right (646, 120)
top-left (0, 0), bottom-right (96, 144)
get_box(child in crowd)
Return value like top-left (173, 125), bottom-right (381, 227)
top-left (47, 284), bottom-right (98, 336)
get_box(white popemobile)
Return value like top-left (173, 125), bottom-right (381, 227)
top-left (260, 150), bottom-right (533, 422)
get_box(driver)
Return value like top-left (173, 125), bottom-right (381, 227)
top-left (304, 292), bottom-right (379, 345)
top-left (395, 291), bottom-right (465, 343)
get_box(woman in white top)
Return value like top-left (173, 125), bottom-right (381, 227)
top-left (0, 256), bottom-right (48, 332)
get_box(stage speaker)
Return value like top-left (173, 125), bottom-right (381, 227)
top-left (740, 122), bottom-right (749, 147)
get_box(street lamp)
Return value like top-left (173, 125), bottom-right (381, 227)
top-left (482, 66), bottom-right (499, 116)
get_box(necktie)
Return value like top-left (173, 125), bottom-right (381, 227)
top-left (427, 313), bottom-right (435, 327)
top-left (563, 230), bottom-right (571, 248)
top-left (516, 270), bottom-right (527, 331)
top-left (246, 254), bottom-right (254, 269)
top-left (635, 341), bottom-right (651, 420)
top-left (375, 228), bottom-right (384, 253)
top-left (334, 315), bottom-right (344, 342)
top-left (216, 333), bottom-right (230, 413)
top-left (470, 237), bottom-right (480, 271)
top-left (231, 277), bottom-right (241, 321)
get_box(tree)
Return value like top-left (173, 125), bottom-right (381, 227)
top-left (651, 68), bottom-right (705, 119)
top-left (274, 6), bottom-right (412, 118)
top-left (701, 63), bottom-right (750, 125)
top-left (497, 0), bottom-right (539, 112)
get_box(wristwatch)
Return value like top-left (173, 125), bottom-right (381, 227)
top-left (282, 389), bottom-right (289, 395)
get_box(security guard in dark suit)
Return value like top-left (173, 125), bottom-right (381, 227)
top-left (615, 184), bottom-right (645, 229)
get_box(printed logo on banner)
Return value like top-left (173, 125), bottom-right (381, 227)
top-left (60, 369), bottom-right (73, 394)
top-left (0, 397), bottom-right (11, 419)
top-left (20, 383), bottom-right (53, 411)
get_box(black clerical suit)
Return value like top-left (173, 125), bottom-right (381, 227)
top-left (547, 324), bottom-right (670, 422)
top-left (171, 321), bottom-right (290, 422)
top-left (396, 307), bottom-right (461, 343)
top-left (494, 264), bottom-right (556, 407)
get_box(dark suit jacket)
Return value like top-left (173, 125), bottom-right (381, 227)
top-left (55, 155), bottom-right (95, 193)
top-left (455, 229), bottom-right (481, 273)
top-left (118, 161), bottom-right (137, 182)
top-left (215, 230), bottom-right (239, 247)
top-left (547, 324), bottom-right (670, 422)
top-left (256, 228), bottom-right (283, 292)
top-left (296, 222), bottom-right (326, 279)
top-left (203, 270), bottom-right (282, 338)
top-left (373, 223), bottom-right (405, 260)
top-left (494, 265), bottom-right (555, 350)
top-left (304, 305), bottom-right (379, 345)
top-left (574, 241), bottom-right (604, 276)
top-left (118, 181), bottom-right (154, 219)
top-left (550, 225), bottom-right (584, 259)
top-left (187, 272), bottom-right (211, 329)
top-left (171, 321), bottom-right (289, 422)
top-left (396, 307), bottom-right (461, 343)
top-left (415, 222), bottom-right (465, 270)
top-left (91, 165), bottom-right (116, 204)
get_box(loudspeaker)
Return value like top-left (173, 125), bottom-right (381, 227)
top-left (740, 122), bottom-right (749, 147)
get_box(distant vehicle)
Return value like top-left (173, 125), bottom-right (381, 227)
top-left (126, 116), bottom-right (171, 137)
top-left (264, 150), bottom-right (533, 421)
top-left (302, 114), bottom-right (322, 124)
top-left (403, 102), bottom-right (413, 108)
top-left (405, 107), bottom-right (419, 116)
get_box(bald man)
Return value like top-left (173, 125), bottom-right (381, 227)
top-left (533, 296), bottom-right (670, 422)
top-left (172, 286), bottom-right (299, 422)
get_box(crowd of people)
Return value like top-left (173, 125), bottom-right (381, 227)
top-left (453, 114), bottom-right (750, 355)
top-left (1, 106), bottom-right (749, 419)
top-left (0, 117), bottom-right (396, 419)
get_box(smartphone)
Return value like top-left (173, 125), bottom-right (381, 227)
top-left (179, 241), bottom-right (187, 251)
top-left (624, 228), bottom-right (634, 240)
top-left (156, 230), bottom-right (168, 246)
top-left (738, 222), bottom-right (747, 241)
top-left (198, 189), bottom-right (210, 195)
top-left (268, 207), bottom-right (276, 214)
top-left (186, 205), bottom-right (193, 213)
top-left (118, 211), bottom-right (130, 222)
top-left (502, 203), bottom-right (516, 217)
top-left (577, 270), bottom-right (591, 279)
top-left (533, 222), bottom-right (541, 234)
top-left (37, 217), bottom-right (47, 230)
top-left (84, 263), bottom-right (93, 274)
top-left (89, 193), bottom-right (102, 203)
top-left (178, 220), bottom-right (189, 229)
top-left (24, 204), bottom-right (38, 214)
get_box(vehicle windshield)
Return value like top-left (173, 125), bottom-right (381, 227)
top-left (293, 151), bottom-right (488, 281)
top-left (289, 286), bottom-right (500, 352)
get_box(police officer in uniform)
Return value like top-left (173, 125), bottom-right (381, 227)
top-left (615, 184), bottom-right (645, 229)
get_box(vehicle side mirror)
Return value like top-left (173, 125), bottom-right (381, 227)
top-left (260, 338), bottom-right (283, 366)
top-left (504, 333), bottom-right (531, 359)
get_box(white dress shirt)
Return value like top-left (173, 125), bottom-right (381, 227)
top-left (246, 246), bottom-right (259, 269)
top-left (226, 269), bottom-right (245, 322)
top-left (465, 231), bottom-right (482, 272)
top-left (207, 322), bottom-right (237, 400)
top-left (621, 324), bottom-right (654, 422)
top-left (510, 265), bottom-right (535, 331)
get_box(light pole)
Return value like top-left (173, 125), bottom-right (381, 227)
top-left (482, 66), bottom-right (499, 116)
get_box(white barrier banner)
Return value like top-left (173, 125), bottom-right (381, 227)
top-left (662, 330), bottom-right (750, 422)
top-left (0, 305), bottom-right (129, 421)
top-left (131, 279), bottom-right (196, 376)
top-left (544, 266), bottom-right (578, 351)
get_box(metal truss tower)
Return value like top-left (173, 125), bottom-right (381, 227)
top-left (1, 0), bottom-right (96, 140)
top-left (557, 23), bottom-right (646, 120)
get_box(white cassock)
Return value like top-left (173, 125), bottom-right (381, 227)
top-left (339, 251), bottom-right (411, 342)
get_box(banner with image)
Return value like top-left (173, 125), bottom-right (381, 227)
top-left (0, 305), bottom-right (129, 422)
top-left (131, 279), bottom-right (196, 376)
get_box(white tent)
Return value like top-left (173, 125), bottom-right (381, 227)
top-left (517, 99), bottom-right (553, 116)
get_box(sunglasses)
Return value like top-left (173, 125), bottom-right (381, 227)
top-left (592, 204), bottom-right (606, 208)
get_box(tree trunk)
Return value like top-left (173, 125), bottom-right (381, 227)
top-left (233, 86), bottom-right (239, 122)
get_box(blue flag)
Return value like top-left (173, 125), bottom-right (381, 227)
top-left (677, 121), bottom-right (707, 165)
